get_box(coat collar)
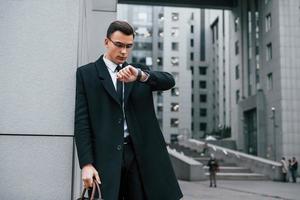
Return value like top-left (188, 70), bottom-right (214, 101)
top-left (95, 55), bottom-right (134, 106)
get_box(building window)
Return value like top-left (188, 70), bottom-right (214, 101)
top-left (171, 57), bottom-right (179, 66)
top-left (191, 122), bottom-right (194, 131)
top-left (158, 13), bottom-right (164, 21)
top-left (190, 25), bottom-right (194, 33)
top-left (200, 108), bottom-right (207, 117)
top-left (135, 27), bottom-right (152, 38)
top-left (171, 118), bottom-right (179, 127)
top-left (191, 66), bottom-right (194, 75)
top-left (157, 105), bottom-right (163, 112)
top-left (235, 41), bottom-right (239, 55)
top-left (199, 123), bottom-right (207, 131)
top-left (171, 42), bottom-right (179, 51)
top-left (158, 29), bottom-right (164, 37)
top-left (171, 103), bottom-right (179, 112)
top-left (235, 65), bottom-right (240, 80)
top-left (157, 91), bottom-right (162, 103)
top-left (190, 12), bottom-right (194, 20)
top-left (171, 13), bottom-right (179, 21)
top-left (132, 57), bottom-right (138, 63)
top-left (267, 73), bottom-right (273, 90)
top-left (158, 42), bottom-right (163, 50)
top-left (138, 57), bottom-right (146, 65)
top-left (190, 39), bottom-right (194, 47)
top-left (236, 90), bottom-right (240, 104)
top-left (199, 81), bottom-right (207, 89)
top-left (171, 27), bottom-right (179, 37)
top-left (234, 17), bottom-right (239, 32)
top-left (191, 94), bottom-right (194, 102)
top-left (191, 108), bottom-right (194, 116)
top-left (146, 57), bottom-right (152, 66)
top-left (157, 57), bottom-right (163, 66)
top-left (266, 43), bottom-right (272, 61)
top-left (265, 13), bottom-right (271, 32)
top-left (170, 134), bottom-right (178, 143)
top-left (134, 42), bottom-right (152, 50)
top-left (191, 80), bottom-right (194, 88)
top-left (200, 94), bottom-right (207, 103)
top-left (190, 52), bottom-right (194, 61)
top-left (199, 67), bottom-right (207, 75)
top-left (171, 87), bottom-right (179, 96)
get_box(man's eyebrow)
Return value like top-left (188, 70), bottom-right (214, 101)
top-left (117, 41), bottom-right (133, 45)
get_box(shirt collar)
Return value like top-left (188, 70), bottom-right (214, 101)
top-left (103, 54), bottom-right (119, 72)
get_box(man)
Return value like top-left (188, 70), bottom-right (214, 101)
top-left (280, 157), bottom-right (288, 182)
top-left (74, 20), bottom-right (183, 200)
top-left (291, 157), bottom-right (298, 183)
top-left (207, 154), bottom-right (219, 188)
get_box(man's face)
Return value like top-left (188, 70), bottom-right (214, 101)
top-left (104, 31), bottom-right (134, 65)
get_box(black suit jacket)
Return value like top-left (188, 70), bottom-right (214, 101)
top-left (74, 55), bottom-right (183, 200)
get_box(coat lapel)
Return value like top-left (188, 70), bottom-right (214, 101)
top-left (95, 55), bottom-right (121, 106)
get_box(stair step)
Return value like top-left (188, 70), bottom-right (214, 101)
top-left (203, 166), bottom-right (251, 173)
top-left (205, 172), bottom-right (268, 180)
top-left (195, 159), bottom-right (237, 166)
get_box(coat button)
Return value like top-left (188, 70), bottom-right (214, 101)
top-left (117, 145), bottom-right (122, 151)
top-left (118, 118), bottom-right (122, 124)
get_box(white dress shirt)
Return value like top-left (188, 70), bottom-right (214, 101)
top-left (103, 55), bottom-right (129, 138)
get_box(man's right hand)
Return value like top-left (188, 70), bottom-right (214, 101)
top-left (82, 164), bottom-right (101, 188)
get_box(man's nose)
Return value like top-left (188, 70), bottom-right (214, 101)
top-left (120, 47), bottom-right (128, 54)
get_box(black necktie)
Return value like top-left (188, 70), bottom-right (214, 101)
top-left (116, 65), bottom-right (123, 104)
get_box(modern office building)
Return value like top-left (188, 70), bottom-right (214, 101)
top-left (205, 10), bottom-right (232, 139)
top-left (228, 0), bottom-right (300, 161)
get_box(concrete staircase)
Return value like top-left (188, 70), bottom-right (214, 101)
top-left (168, 143), bottom-right (268, 181)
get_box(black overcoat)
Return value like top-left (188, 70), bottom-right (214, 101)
top-left (74, 55), bottom-right (183, 200)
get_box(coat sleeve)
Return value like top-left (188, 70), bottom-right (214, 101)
top-left (138, 64), bottom-right (175, 91)
top-left (74, 68), bottom-right (94, 169)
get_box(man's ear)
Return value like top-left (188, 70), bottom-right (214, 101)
top-left (104, 38), bottom-right (109, 47)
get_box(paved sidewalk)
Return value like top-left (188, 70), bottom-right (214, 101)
top-left (179, 179), bottom-right (300, 200)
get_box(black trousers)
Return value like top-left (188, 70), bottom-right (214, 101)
top-left (118, 136), bottom-right (147, 200)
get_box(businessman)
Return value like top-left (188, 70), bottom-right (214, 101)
top-left (74, 20), bottom-right (183, 200)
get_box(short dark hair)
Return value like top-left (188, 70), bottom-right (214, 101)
top-left (106, 20), bottom-right (135, 39)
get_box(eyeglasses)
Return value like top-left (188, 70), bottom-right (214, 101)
top-left (108, 38), bottom-right (133, 49)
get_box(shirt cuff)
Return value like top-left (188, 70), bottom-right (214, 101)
top-left (140, 71), bottom-right (150, 82)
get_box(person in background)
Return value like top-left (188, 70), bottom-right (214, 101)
top-left (291, 157), bottom-right (298, 183)
top-left (280, 157), bottom-right (288, 182)
top-left (207, 153), bottom-right (219, 187)
top-left (288, 158), bottom-right (292, 182)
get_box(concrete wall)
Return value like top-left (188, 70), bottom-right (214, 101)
top-left (168, 148), bottom-right (207, 181)
top-left (0, 0), bottom-right (117, 199)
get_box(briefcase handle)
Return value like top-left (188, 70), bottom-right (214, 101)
top-left (79, 179), bottom-right (101, 200)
